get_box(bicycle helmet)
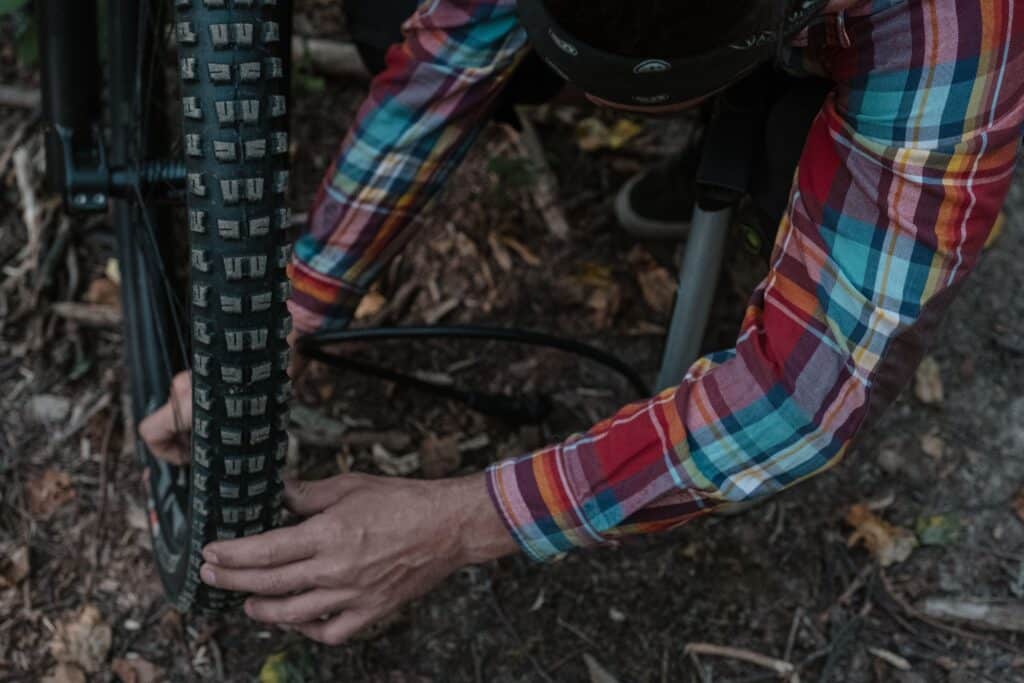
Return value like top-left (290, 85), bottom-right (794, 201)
top-left (516, 0), bottom-right (830, 107)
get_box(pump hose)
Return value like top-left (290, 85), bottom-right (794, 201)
top-left (295, 325), bottom-right (652, 423)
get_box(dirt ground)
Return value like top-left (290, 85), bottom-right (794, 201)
top-left (3, 3), bottom-right (1024, 682)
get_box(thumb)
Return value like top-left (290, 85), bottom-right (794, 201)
top-left (283, 474), bottom-right (362, 516)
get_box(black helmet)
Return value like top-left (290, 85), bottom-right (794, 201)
top-left (516, 0), bottom-right (830, 107)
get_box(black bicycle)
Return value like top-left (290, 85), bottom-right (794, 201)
top-left (38, 0), bottom-right (293, 612)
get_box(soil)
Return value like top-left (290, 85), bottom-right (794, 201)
top-left (2, 3), bottom-right (1024, 682)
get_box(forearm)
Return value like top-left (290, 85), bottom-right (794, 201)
top-left (447, 473), bottom-right (521, 565)
top-left (289, 0), bottom-right (528, 335)
top-left (490, 0), bottom-right (1024, 561)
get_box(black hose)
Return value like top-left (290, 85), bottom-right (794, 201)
top-left (295, 325), bottom-right (652, 422)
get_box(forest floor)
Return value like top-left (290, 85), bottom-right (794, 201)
top-left (2, 2), bottom-right (1024, 682)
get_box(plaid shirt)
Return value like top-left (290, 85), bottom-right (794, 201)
top-left (290, 0), bottom-right (1024, 561)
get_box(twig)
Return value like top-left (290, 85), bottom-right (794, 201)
top-left (50, 302), bottom-right (122, 327)
top-left (685, 643), bottom-right (798, 681)
top-left (784, 607), bottom-right (803, 663)
top-left (879, 572), bottom-right (1024, 655)
top-left (511, 109), bottom-right (571, 240)
top-left (817, 616), bottom-right (862, 683)
top-left (0, 115), bottom-right (38, 174)
top-left (0, 85), bottom-right (40, 110)
top-left (487, 586), bottom-right (555, 683)
top-left (13, 146), bottom-right (44, 268)
top-left (85, 407), bottom-right (119, 597)
top-left (50, 392), bottom-right (113, 451)
top-left (687, 650), bottom-right (712, 683)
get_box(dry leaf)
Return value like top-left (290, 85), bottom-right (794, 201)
top-left (84, 277), bottom-right (120, 307)
top-left (112, 656), bottom-right (164, 683)
top-left (583, 654), bottom-right (622, 683)
top-left (50, 604), bottom-right (113, 673)
top-left (575, 117), bottom-right (611, 152)
top-left (844, 503), bottom-right (918, 567)
top-left (420, 434), bottom-right (461, 479)
top-left (27, 467), bottom-right (76, 519)
top-left (914, 356), bottom-right (944, 405)
top-left (42, 663), bottom-right (86, 683)
top-left (1013, 489), bottom-right (1024, 524)
top-left (575, 118), bottom-right (643, 152)
top-left (0, 544), bottom-right (30, 589)
top-left (355, 291), bottom-right (387, 320)
top-left (636, 266), bottom-right (676, 317)
top-left (586, 284), bottom-right (621, 329)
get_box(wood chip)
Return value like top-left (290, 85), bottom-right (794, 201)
top-left (27, 467), bottom-right (76, 519)
top-left (372, 444), bottom-right (420, 476)
top-left (917, 597), bottom-right (1024, 633)
top-left (868, 647), bottom-right (912, 671)
top-left (501, 236), bottom-right (542, 267)
top-left (51, 302), bottom-right (122, 327)
top-left (914, 356), bottom-right (944, 405)
top-left (683, 643), bottom-right (796, 679)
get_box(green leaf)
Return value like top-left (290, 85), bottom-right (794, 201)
top-left (0, 0), bottom-right (30, 15)
top-left (15, 23), bottom-right (38, 66)
top-left (915, 514), bottom-right (961, 546)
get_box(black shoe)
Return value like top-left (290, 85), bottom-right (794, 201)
top-left (614, 147), bottom-right (699, 240)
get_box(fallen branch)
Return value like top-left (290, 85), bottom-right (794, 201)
top-left (512, 108), bottom-right (571, 241)
top-left (880, 572), bottom-right (1024, 655)
top-left (0, 85), bottom-right (40, 110)
top-left (291, 36), bottom-right (369, 81)
top-left (51, 302), bottom-right (123, 327)
top-left (684, 642), bottom-right (798, 681)
top-left (917, 598), bottom-right (1024, 633)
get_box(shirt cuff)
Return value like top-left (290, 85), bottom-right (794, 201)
top-left (286, 260), bottom-right (365, 336)
top-left (485, 444), bottom-right (599, 562)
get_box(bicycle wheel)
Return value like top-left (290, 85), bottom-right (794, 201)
top-left (109, 0), bottom-right (292, 612)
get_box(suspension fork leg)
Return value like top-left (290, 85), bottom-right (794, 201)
top-left (655, 206), bottom-right (732, 391)
top-left (37, 0), bottom-right (102, 199)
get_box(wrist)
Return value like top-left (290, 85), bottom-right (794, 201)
top-left (443, 472), bottom-right (520, 565)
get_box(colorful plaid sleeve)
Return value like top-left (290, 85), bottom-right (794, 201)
top-left (288, 0), bottom-right (527, 334)
top-left (488, 0), bottom-right (1024, 561)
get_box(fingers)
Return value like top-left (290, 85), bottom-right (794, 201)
top-left (199, 558), bottom-right (319, 596)
top-left (292, 609), bottom-right (378, 646)
top-left (203, 524), bottom-right (318, 569)
top-left (285, 330), bottom-right (308, 380)
top-left (138, 371), bottom-right (193, 465)
top-left (283, 475), bottom-right (358, 516)
top-left (244, 588), bottom-right (358, 625)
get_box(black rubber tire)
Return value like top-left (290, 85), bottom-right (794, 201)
top-left (173, 0), bottom-right (292, 612)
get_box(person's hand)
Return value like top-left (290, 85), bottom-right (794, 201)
top-left (138, 331), bottom-right (306, 464)
top-left (138, 371), bottom-right (194, 464)
top-left (197, 472), bottom-right (519, 644)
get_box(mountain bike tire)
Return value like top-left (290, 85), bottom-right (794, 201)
top-left (168, 0), bottom-right (291, 611)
